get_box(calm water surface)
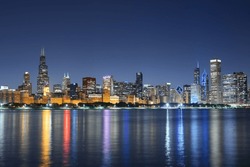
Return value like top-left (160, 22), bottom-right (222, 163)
top-left (0, 109), bottom-right (250, 167)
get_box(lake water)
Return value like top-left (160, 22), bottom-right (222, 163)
top-left (0, 109), bottom-right (250, 167)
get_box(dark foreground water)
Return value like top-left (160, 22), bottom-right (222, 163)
top-left (0, 109), bottom-right (250, 167)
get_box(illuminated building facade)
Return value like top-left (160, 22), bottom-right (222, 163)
top-left (69, 83), bottom-right (79, 100)
top-left (201, 69), bottom-right (209, 102)
top-left (234, 72), bottom-right (248, 104)
top-left (210, 59), bottom-right (222, 104)
top-left (82, 77), bottom-right (96, 96)
top-left (62, 73), bottom-right (70, 93)
top-left (183, 85), bottom-right (191, 104)
top-left (18, 72), bottom-right (32, 95)
top-left (37, 48), bottom-right (50, 96)
top-left (191, 83), bottom-right (201, 103)
top-left (135, 72), bottom-right (143, 98)
top-left (222, 74), bottom-right (237, 104)
top-left (102, 75), bottom-right (113, 102)
top-left (194, 62), bottom-right (200, 85)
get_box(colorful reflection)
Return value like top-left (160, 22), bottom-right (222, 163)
top-left (72, 110), bottom-right (78, 163)
top-left (165, 109), bottom-right (171, 165)
top-left (63, 110), bottom-right (71, 165)
top-left (0, 113), bottom-right (4, 159)
top-left (122, 110), bottom-right (130, 165)
top-left (40, 110), bottom-right (51, 167)
top-left (20, 112), bottom-right (29, 164)
top-left (103, 110), bottom-right (111, 166)
top-left (210, 110), bottom-right (222, 167)
top-left (177, 109), bottom-right (184, 166)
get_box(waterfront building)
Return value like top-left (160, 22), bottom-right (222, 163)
top-left (82, 77), bottom-right (96, 96)
top-left (210, 59), bottom-right (222, 104)
top-left (234, 72), bottom-right (248, 104)
top-left (170, 88), bottom-right (182, 103)
top-left (191, 83), bottom-right (201, 103)
top-left (69, 83), bottom-right (79, 100)
top-left (37, 48), bottom-right (50, 96)
top-left (222, 74), bottom-right (237, 104)
top-left (102, 75), bottom-right (113, 102)
top-left (18, 72), bottom-right (32, 95)
top-left (194, 62), bottom-right (200, 85)
top-left (183, 85), bottom-right (191, 104)
top-left (201, 69), bottom-right (209, 103)
top-left (113, 81), bottom-right (135, 97)
top-left (135, 72), bottom-right (143, 98)
top-left (62, 73), bottom-right (70, 93)
top-left (166, 83), bottom-right (171, 103)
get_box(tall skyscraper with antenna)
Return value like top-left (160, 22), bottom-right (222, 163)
top-left (62, 73), bottom-right (71, 92)
top-left (37, 48), bottom-right (50, 96)
top-left (194, 62), bottom-right (200, 85)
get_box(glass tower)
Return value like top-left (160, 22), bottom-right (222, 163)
top-left (135, 72), bottom-right (143, 98)
top-left (37, 48), bottom-right (49, 96)
top-left (210, 59), bottom-right (222, 104)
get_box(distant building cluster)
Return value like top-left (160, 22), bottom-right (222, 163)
top-left (0, 49), bottom-right (249, 106)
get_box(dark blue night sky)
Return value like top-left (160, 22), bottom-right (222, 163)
top-left (1, 0), bottom-right (250, 90)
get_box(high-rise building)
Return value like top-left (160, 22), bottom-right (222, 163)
top-left (69, 83), bottom-right (78, 100)
top-left (18, 72), bottom-right (32, 95)
top-left (183, 85), bottom-right (191, 104)
top-left (103, 75), bottom-right (113, 95)
top-left (166, 83), bottom-right (171, 103)
top-left (222, 74), bottom-right (237, 104)
top-left (194, 62), bottom-right (200, 85)
top-left (62, 73), bottom-right (70, 92)
top-left (135, 72), bottom-right (143, 98)
top-left (191, 83), bottom-right (201, 103)
top-left (210, 59), bottom-right (222, 104)
top-left (234, 72), bottom-right (248, 104)
top-left (82, 77), bottom-right (96, 96)
top-left (201, 69), bottom-right (209, 102)
top-left (37, 48), bottom-right (49, 96)
top-left (102, 75), bottom-right (113, 102)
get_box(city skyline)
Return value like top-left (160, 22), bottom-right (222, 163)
top-left (1, 48), bottom-right (250, 92)
top-left (0, 1), bottom-right (250, 89)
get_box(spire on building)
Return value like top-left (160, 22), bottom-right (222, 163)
top-left (41, 48), bottom-right (45, 56)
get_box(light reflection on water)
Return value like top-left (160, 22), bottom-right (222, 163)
top-left (0, 109), bottom-right (249, 166)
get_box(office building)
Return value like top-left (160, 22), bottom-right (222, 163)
top-left (210, 59), bottom-right (222, 104)
top-left (191, 83), bottom-right (201, 103)
top-left (135, 72), bottom-right (143, 98)
top-left (234, 72), bottom-right (248, 104)
top-left (37, 48), bottom-right (50, 96)
top-left (183, 85), bottom-right (191, 104)
top-left (222, 74), bottom-right (237, 104)
top-left (194, 62), bottom-right (200, 85)
top-left (18, 72), bottom-right (32, 95)
top-left (82, 77), bottom-right (96, 96)
top-left (201, 69), bottom-right (209, 102)
top-left (62, 73), bottom-right (70, 92)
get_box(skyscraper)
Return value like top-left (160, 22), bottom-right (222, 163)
top-left (18, 72), bottom-right (32, 95)
top-left (183, 85), bottom-right (191, 104)
top-left (234, 72), bottom-right (248, 104)
top-left (194, 62), bottom-right (200, 85)
top-left (37, 48), bottom-right (49, 96)
top-left (210, 59), bottom-right (222, 104)
top-left (222, 74), bottom-right (237, 104)
top-left (201, 69), bottom-right (209, 102)
top-left (82, 77), bottom-right (96, 96)
top-left (102, 75), bottom-right (113, 102)
top-left (135, 72), bottom-right (143, 98)
top-left (62, 73), bottom-right (70, 93)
